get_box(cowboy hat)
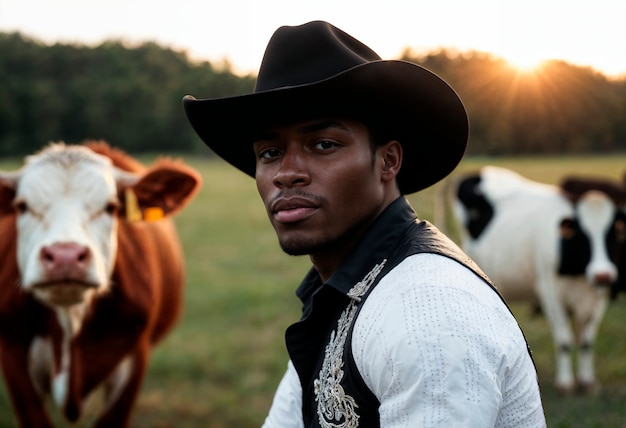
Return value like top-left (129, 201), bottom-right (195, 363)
top-left (183, 20), bottom-right (468, 194)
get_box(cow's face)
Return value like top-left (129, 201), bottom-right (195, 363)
top-left (559, 190), bottom-right (621, 286)
top-left (0, 144), bottom-right (137, 307)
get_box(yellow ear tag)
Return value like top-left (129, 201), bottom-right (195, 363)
top-left (124, 188), bottom-right (142, 221)
top-left (144, 207), bottom-right (164, 221)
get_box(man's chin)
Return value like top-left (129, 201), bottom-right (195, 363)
top-left (279, 243), bottom-right (314, 256)
top-left (278, 238), bottom-right (322, 256)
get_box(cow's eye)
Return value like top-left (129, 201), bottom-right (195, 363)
top-left (13, 200), bottom-right (28, 215)
top-left (105, 202), bottom-right (119, 216)
top-left (559, 218), bottom-right (577, 239)
top-left (614, 219), bottom-right (626, 242)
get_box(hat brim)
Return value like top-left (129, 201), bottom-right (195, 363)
top-left (183, 60), bottom-right (468, 194)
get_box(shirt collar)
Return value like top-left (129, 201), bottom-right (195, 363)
top-left (295, 196), bottom-right (417, 301)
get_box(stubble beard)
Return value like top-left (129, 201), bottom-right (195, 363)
top-left (276, 217), bottom-right (372, 258)
top-left (278, 236), bottom-right (327, 256)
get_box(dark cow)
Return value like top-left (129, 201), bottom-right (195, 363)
top-left (0, 141), bottom-right (201, 427)
top-left (452, 166), bottom-right (626, 393)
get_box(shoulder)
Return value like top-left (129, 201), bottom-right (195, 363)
top-left (351, 254), bottom-right (543, 425)
top-left (358, 253), bottom-right (515, 329)
top-left (352, 253), bottom-right (530, 392)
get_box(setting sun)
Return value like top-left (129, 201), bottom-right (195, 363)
top-left (504, 55), bottom-right (547, 74)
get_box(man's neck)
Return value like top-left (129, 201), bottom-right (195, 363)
top-left (309, 194), bottom-right (400, 282)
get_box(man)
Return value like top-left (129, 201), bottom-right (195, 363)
top-left (183, 20), bottom-right (546, 427)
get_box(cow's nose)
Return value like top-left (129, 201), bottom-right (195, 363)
top-left (593, 272), bottom-right (613, 286)
top-left (40, 242), bottom-right (91, 280)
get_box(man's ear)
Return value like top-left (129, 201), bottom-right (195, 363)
top-left (379, 140), bottom-right (403, 184)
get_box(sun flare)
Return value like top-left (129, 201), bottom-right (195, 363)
top-left (505, 55), bottom-right (547, 74)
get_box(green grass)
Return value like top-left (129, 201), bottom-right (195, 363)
top-left (1, 154), bottom-right (625, 427)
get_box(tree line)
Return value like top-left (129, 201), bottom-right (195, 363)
top-left (1, 32), bottom-right (625, 157)
top-left (0, 32), bottom-right (255, 157)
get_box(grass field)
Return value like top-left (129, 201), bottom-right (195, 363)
top-left (0, 153), bottom-right (625, 427)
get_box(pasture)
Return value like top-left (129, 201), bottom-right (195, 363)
top-left (0, 153), bottom-right (625, 427)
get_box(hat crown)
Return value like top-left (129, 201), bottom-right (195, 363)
top-left (255, 21), bottom-right (382, 93)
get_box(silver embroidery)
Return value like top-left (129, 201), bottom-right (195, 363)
top-left (347, 260), bottom-right (387, 301)
top-left (314, 260), bottom-right (387, 428)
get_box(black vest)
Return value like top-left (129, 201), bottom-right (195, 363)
top-left (285, 198), bottom-right (531, 428)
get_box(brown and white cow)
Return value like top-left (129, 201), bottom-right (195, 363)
top-left (0, 141), bottom-right (201, 427)
top-left (452, 166), bottom-right (626, 394)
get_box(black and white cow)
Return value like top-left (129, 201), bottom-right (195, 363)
top-left (452, 165), bottom-right (626, 394)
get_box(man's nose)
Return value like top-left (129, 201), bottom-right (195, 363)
top-left (273, 151), bottom-right (310, 187)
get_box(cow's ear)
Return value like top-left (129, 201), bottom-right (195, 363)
top-left (0, 172), bottom-right (19, 216)
top-left (126, 164), bottom-right (202, 218)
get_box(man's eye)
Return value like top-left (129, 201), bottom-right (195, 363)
top-left (315, 140), bottom-right (337, 150)
top-left (259, 148), bottom-right (282, 159)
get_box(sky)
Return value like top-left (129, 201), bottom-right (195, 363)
top-left (1, 0), bottom-right (625, 78)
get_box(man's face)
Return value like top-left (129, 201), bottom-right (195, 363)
top-left (253, 118), bottom-right (392, 258)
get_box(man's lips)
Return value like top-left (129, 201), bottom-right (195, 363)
top-left (271, 197), bottom-right (319, 223)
